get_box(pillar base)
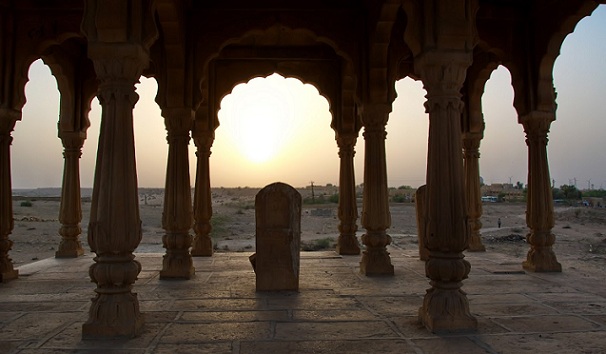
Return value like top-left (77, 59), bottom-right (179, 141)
top-left (336, 234), bottom-right (360, 255)
top-left (359, 248), bottom-right (394, 276)
top-left (523, 248), bottom-right (562, 272)
top-left (467, 243), bottom-right (486, 252)
top-left (467, 233), bottom-right (486, 252)
top-left (82, 293), bottom-right (144, 339)
top-left (418, 288), bottom-right (477, 333)
top-left (55, 240), bottom-right (84, 258)
top-left (160, 253), bottom-right (195, 280)
top-left (0, 269), bottom-right (18, 283)
top-left (191, 236), bottom-right (213, 257)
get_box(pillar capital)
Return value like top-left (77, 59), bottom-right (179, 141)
top-left (415, 50), bottom-right (472, 97)
top-left (360, 103), bottom-right (391, 129)
top-left (519, 111), bottom-right (554, 144)
top-left (462, 132), bottom-right (482, 159)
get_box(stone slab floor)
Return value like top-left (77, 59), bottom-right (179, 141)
top-left (1, 245), bottom-right (605, 353)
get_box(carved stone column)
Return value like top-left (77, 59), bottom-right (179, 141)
top-left (520, 112), bottom-right (561, 272)
top-left (416, 52), bottom-right (477, 332)
top-left (191, 131), bottom-right (214, 256)
top-left (336, 133), bottom-right (360, 255)
top-left (55, 132), bottom-right (86, 258)
top-left (160, 108), bottom-right (194, 278)
top-left (463, 132), bottom-right (486, 252)
top-left (0, 108), bottom-right (19, 282)
top-left (81, 0), bottom-right (158, 338)
top-left (360, 104), bottom-right (393, 275)
top-left (82, 62), bottom-right (146, 337)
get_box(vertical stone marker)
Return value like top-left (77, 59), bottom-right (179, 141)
top-left (253, 182), bottom-right (301, 291)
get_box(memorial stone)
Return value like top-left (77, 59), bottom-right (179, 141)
top-left (253, 182), bottom-right (301, 291)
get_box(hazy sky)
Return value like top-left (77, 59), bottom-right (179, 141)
top-left (11, 6), bottom-right (606, 190)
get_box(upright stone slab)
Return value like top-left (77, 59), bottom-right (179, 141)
top-left (254, 182), bottom-right (301, 291)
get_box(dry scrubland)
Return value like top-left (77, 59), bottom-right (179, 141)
top-left (9, 187), bottom-right (606, 275)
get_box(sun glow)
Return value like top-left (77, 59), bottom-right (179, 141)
top-left (218, 74), bottom-right (297, 164)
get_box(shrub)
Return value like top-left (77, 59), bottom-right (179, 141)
top-left (20, 200), bottom-right (33, 207)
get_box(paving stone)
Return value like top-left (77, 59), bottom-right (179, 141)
top-left (478, 331), bottom-right (606, 354)
top-left (274, 321), bottom-right (397, 340)
top-left (0, 312), bottom-right (81, 341)
top-left (240, 339), bottom-right (417, 353)
top-left (528, 291), bottom-right (606, 303)
top-left (468, 293), bottom-right (535, 304)
top-left (492, 314), bottom-right (601, 332)
top-left (39, 321), bottom-right (164, 350)
top-left (470, 302), bottom-right (558, 316)
top-left (160, 322), bottom-right (271, 342)
top-left (292, 308), bottom-right (378, 321)
top-left (265, 295), bottom-right (361, 310)
top-left (171, 298), bottom-right (263, 311)
top-left (180, 310), bottom-right (289, 322)
top-left (412, 336), bottom-right (491, 353)
top-left (360, 295), bottom-right (424, 316)
top-left (389, 316), bottom-right (510, 337)
top-left (546, 301), bottom-right (606, 315)
top-left (151, 342), bottom-right (233, 353)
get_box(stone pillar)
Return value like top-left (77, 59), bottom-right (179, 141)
top-left (336, 133), bottom-right (360, 255)
top-left (0, 108), bottom-right (19, 282)
top-left (55, 132), bottom-right (86, 258)
top-left (82, 65), bottom-right (146, 338)
top-left (81, 0), bottom-right (157, 338)
top-left (463, 132), bottom-right (486, 252)
top-left (520, 112), bottom-right (561, 272)
top-left (416, 52), bottom-right (477, 332)
top-left (359, 104), bottom-right (393, 275)
top-left (160, 108), bottom-right (194, 279)
top-left (191, 131), bottom-right (214, 256)
top-left (415, 185), bottom-right (429, 261)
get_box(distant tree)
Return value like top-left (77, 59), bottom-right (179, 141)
top-left (398, 185), bottom-right (412, 190)
top-left (552, 187), bottom-right (565, 200)
top-left (560, 184), bottom-right (582, 200)
top-left (582, 189), bottom-right (606, 198)
top-left (516, 181), bottom-right (524, 189)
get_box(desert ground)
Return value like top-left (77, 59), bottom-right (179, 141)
top-left (8, 187), bottom-right (606, 275)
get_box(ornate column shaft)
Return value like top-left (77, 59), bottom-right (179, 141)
top-left (0, 108), bottom-right (19, 282)
top-left (336, 133), bottom-right (360, 255)
top-left (81, 0), bottom-right (157, 338)
top-left (463, 132), bottom-right (485, 252)
top-left (56, 132), bottom-right (86, 258)
top-left (360, 104), bottom-right (393, 275)
top-left (83, 58), bottom-right (146, 338)
top-left (160, 108), bottom-right (194, 278)
top-left (191, 131), bottom-right (214, 256)
top-left (416, 52), bottom-right (476, 332)
top-left (520, 112), bottom-right (561, 272)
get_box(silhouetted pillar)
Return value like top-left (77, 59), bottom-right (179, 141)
top-left (520, 112), bottom-right (561, 272)
top-left (415, 185), bottom-right (429, 261)
top-left (360, 104), bottom-right (393, 275)
top-left (417, 52), bottom-right (476, 331)
top-left (336, 133), bottom-right (360, 255)
top-left (81, 0), bottom-right (158, 338)
top-left (56, 132), bottom-right (85, 258)
top-left (191, 131), bottom-right (214, 256)
top-left (463, 132), bottom-right (486, 252)
top-left (160, 108), bottom-right (194, 278)
top-left (0, 108), bottom-right (19, 282)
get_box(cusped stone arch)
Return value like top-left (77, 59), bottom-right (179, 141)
top-left (196, 23), bottom-right (360, 138)
top-left (1, 2), bottom-right (84, 115)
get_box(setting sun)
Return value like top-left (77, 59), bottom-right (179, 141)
top-left (218, 74), bottom-right (298, 164)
